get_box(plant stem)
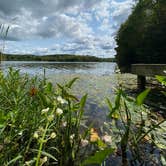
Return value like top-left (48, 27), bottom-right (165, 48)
top-left (35, 122), bottom-right (49, 166)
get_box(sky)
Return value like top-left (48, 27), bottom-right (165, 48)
top-left (0, 0), bottom-right (135, 58)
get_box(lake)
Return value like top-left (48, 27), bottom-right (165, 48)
top-left (0, 61), bottom-right (136, 127)
top-left (0, 61), bottom-right (116, 76)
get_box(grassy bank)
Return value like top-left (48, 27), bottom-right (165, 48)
top-left (0, 68), bottom-right (165, 165)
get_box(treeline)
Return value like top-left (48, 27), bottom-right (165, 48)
top-left (116, 0), bottom-right (166, 72)
top-left (2, 53), bottom-right (115, 62)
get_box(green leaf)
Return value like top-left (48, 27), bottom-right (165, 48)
top-left (82, 148), bottom-right (114, 165)
top-left (106, 98), bottom-right (113, 111)
top-left (31, 149), bottom-right (57, 161)
top-left (80, 94), bottom-right (87, 110)
top-left (114, 89), bottom-right (121, 109)
top-left (7, 155), bottom-right (22, 165)
top-left (56, 83), bottom-right (63, 90)
top-left (97, 139), bottom-right (107, 149)
top-left (156, 75), bottom-right (166, 84)
top-left (45, 82), bottom-right (52, 93)
top-left (38, 92), bottom-right (51, 106)
top-left (154, 142), bottom-right (166, 149)
top-left (136, 88), bottom-right (150, 105)
top-left (66, 94), bottom-right (79, 101)
top-left (66, 77), bottom-right (79, 88)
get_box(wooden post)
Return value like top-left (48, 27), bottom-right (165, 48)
top-left (137, 75), bottom-right (146, 90)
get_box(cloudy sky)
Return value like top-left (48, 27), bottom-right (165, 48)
top-left (0, 0), bottom-right (135, 57)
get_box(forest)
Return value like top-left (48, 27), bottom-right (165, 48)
top-left (116, 0), bottom-right (166, 72)
top-left (1, 53), bottom-right (115, 62)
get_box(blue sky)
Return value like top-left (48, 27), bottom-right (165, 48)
top-left (0, 0), bottom-right (135, 58)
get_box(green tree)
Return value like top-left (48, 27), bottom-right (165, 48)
top-left (116, 0), bottom-right (166, 72)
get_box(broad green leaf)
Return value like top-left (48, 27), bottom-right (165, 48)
top-left (136, 88), bottom-right (150, 105)
top-left (82, 148), bottom-right (114, 165)
top-left (66, 77), bottom-right (79, 88)
top-left (114, 89), bottom-right (122, 109)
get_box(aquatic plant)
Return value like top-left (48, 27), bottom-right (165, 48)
top-left (83, 78), bottom-right (166, 166)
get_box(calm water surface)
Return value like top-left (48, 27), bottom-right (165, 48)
top-left (0, 61), bottom-right (120, 126)
top-left (0, 61), bottom-right (116, 76)
top-left (0, 61), bottom-right (118, 124)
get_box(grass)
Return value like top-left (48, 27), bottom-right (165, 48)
top-left (0, 68), bottom-right (166, 166)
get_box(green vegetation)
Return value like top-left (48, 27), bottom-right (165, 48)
top-left (0, 68), bottom-right (165, 165)
top-left (116, 0), bottom-right (166, 72)
top-left (0, 68), bottom-right (90, 165)
top-left (1, 53), bottom-right (115, 62)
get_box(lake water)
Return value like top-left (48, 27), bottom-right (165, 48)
top-left (0, 61), bottom-right (136, 127)
top-left (0, 61), bottom-right (116, 76)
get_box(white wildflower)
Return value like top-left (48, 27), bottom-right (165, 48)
top-left (81, 139), bottom-right (89, 147)
top-left (41, 107), bottom-right (49, 114)
top-left (18, 131), bottom-right (23, 136)
top-left (70, 134), bottom-right (75, 143)
top-left (38, 126), bottom-right (44, 133)
top-left (102, 135), bottom-right (112, 145)
top-left (25, 161), bottom-right (31, 165)
top-left (163, 70), bottom-right (166, 74)
top-left (70, 134), bottom-right (75, 140)
top-left (57, 96), bottom-right (68, 104)
top-left (48, 114), bottom-right (54, 121)
top-left (62, 121), bottom-right (67, 127)
top-left (33, 132), bottom-right (39, 139)
top-left (41, 156), bottom-right (48, 163)
top-left (50, 132), bottom-right (56, 139)
top-left (56, 108), bottom-right (63, 116)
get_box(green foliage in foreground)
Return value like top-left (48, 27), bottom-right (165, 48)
top-left (0, 68), bottom-right (90, 165)
top-left (106, 86), bottom-right (166, 165)
top-left (0, 69), bottom-right (165, 166)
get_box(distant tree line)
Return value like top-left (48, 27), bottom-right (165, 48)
top-left (2, 53), bottom-right (115, 62)
top-left (116, 0), bottom-right (166, 72)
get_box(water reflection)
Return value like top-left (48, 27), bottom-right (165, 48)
top-left (0, 61), bottom-right (116, 76)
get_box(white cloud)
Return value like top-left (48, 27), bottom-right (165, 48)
top-left (0, 0), bottom-right (135, 57)
top-left (111, 0), bottom-right (134, 27)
